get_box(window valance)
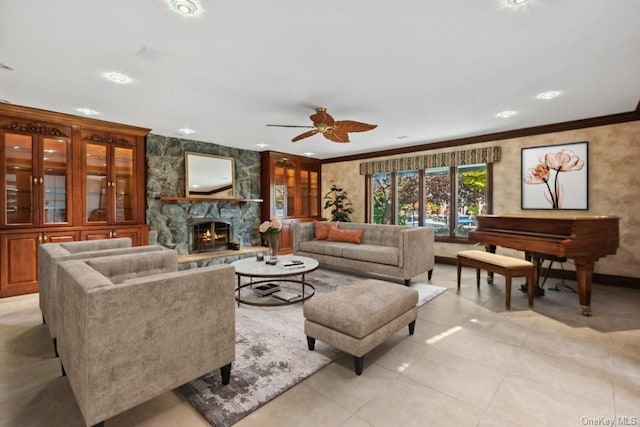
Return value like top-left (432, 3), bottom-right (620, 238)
top-left (359, 146), bottom-right (501, 175)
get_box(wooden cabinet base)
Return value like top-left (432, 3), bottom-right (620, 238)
top-left (0, 230), bottom-right (77, 297)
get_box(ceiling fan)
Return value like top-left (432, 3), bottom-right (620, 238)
top-left (266, 108), bottom-right (377, 143)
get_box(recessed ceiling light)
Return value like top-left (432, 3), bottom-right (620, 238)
top-left (396, 135), bottom-right (409, 140)
top-left (256, 143), bottom-right (269, 148)
top-left (496, 110), bottom-right (517, 118)
top-left (76, 108), bottom-right (99, 116)
top-left (168, 0), bottom-right (202, 17)
top-left (0, 99), bottom-right (11, 104)
top-left (0, 63), bottom-right (14, 71)
top-left (535, 90), bottom-right (562, 100)
top-left (178, 128), bottom-right (195, 135)
top-left (104, 72), bottom-right (131, 84)
top-left (506, 0), bottom-right (528, 6)
top-left (303, 152), bottom-right (315, 157)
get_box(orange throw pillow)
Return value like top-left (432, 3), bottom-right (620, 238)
top-left (314, 221), bottom-right (339, 240)
top-left (327, 227), bottom-right (364, 244)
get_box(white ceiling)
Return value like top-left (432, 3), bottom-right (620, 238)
top-left (1, 0), bottom-right (639, 159)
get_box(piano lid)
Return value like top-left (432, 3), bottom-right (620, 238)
top-left (469, 214), bottom-right (620, 258)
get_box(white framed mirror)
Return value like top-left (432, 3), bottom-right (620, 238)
top-left (185, 152), bottom-right (235, 198)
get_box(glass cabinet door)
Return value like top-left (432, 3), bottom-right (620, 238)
top-left (42, 137), bottom-right (70, 224)
top-left (274, 166), bottom-right (286, 218)
top-left (85, 143), bottom-right (108, 222)
top-left (4, 133), bottom-right (34, 226)
top-left (113, 146), bottom-right (134, 222)
top-left (298, 168), bottom-right (319, 217)
top-left (300, 169), bottom-right (310, 216)
top-left (286, 167), bottom-right (296, 217)
top-left (309, 171), bottom-right (319, 217)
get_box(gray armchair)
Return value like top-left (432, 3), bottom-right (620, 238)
top-left (56, 250), bottom-right (236, 427)
top-left (38, 238), bottom-right (165, 353)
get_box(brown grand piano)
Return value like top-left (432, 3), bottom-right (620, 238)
top-left (468, 214), bottom-right (620, 316)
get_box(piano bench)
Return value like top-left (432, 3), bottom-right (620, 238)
top-left (456, 250), bottom-right (536, 309)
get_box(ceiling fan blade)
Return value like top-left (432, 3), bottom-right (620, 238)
top-left (310, 109), bottom-right (335, 126)
top-left (323, 128), bottom-right (350, 143)
top-left (335, 120), bottom-right (377, 133)
top-left (292, 129), bottom-right (319, 142)
top-left (266, 124), bottom-right (315, 128)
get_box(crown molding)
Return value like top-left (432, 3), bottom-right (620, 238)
top-left (322, 104), bottom-right (640, 164)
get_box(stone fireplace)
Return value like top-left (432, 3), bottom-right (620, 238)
top-left (189, 218), bottom-right (232, 253)
top-left (145, 134), bottom-right (262, 255)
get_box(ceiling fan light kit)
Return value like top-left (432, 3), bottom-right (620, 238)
top-left (267, 107), bottom-right (377, 143)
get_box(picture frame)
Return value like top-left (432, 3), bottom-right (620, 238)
top-left (521, 141), bottom-right (588, 210)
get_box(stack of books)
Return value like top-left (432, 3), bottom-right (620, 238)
top-left (272, 290), bottom-right (303, 303)
top-left (252, 283), bottom-right (281, 297)
top-left (282, 259), bottom-right (305, 269)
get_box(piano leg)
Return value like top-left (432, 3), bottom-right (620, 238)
top-left (574, 258), bottom-right (595, 316)
top-left (485, 245), bottom-right (496, 284)
top-left (522, 252), bottom-right (546, 297)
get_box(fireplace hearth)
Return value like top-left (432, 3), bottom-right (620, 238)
top-left (189, 218), bottom-right (232, 253)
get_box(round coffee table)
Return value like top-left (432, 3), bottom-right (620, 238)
top-left (231, 255), bottom-right (319, 306)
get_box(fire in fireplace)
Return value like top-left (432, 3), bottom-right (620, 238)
top-left (188, 218), bottom-right (232, 253)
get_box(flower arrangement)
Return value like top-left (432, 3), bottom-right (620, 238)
top-left (524, 148), bottom-right (584, 209)
top-left (259, 218), bottom-right (283, 238)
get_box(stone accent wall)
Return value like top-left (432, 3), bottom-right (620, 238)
top-left (146, 134), bottom-right (262, 254)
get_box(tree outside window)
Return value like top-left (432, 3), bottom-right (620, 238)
top-left (455, 164), bottom-right (487, 238)
top-left (368, 163), bottom-right (489, 241)
top-left (424, 167), bottom-right (451, 237)
top-left (396, 171), bottom-right (419, 226)
top-left (371, 172), bottom-right (391, 224)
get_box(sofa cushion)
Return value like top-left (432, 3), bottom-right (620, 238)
top-left (314, 220), bottom-right (339, 240)
top-left (328, 227), bottom-right (364, 244)
top-left (347, 244), bottom-right (399, 266)
top-left (338, 222), bottom-right (403, 247)
top-left (299, 240), bottom-right (348, 257)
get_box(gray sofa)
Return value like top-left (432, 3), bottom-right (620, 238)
top-left (294, 222), bottom-right (434, 285)
top-left (38, 238), bottom-right (165, 351)
top-left (56, 249), bottom-right (236, 427)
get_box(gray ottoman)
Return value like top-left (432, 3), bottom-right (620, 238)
top-left (303, 279), bottom-right (419, 375)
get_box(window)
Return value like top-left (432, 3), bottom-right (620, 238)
top-left (396, 170), bottom-right (420, 226)
top-left (424, 167), bottom-right (451, 237)
top-left (455, 164), bottom-right (487, 238)
top-left (368, 163), bottom-right (491, 241)
top-left (371, 172), bottom-right (392, 224)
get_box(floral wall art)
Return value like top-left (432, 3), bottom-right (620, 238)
top-left (521, 141), bottom-right (588, 210)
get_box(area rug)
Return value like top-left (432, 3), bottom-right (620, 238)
top-left (179, 268), bottom-right (446, 427)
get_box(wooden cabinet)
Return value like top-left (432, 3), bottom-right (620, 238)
top-left (80, 130), bottom-right (144, 225)
top-left (80, 226), bottom-right (148, 246)
top-left (261, 151), bottom-right (321, 253)
top-left (1, 118), bottom-right (73, 228)
top-left (0, 230), bottom-right (78, 297)
top-left (0, 104), bottom-right (150, 297)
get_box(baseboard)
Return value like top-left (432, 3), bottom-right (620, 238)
top-left (436, 256), bottom-right (640, 289)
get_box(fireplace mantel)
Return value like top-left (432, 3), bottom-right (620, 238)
top-left (158, 197), bottom-right (263, 203)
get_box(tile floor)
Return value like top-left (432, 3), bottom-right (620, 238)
top-left (1, 264), bottom-right (639, 427)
